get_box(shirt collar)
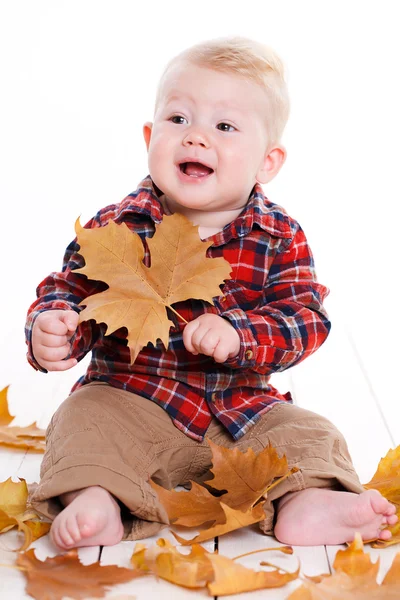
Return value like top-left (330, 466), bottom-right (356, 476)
top-left (116, 177), bottom-right (294, 243)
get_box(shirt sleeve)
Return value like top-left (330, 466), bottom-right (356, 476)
top-left (25, 225), bottom-right (107, 372)
top-left (220, 226), bottom-right (331, 374)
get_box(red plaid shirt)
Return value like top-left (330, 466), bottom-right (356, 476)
top-left (25, 176), bottom-right (330, 441)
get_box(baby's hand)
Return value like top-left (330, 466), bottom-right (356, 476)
top-left (31, 309), bottom-right (79, 371)
top-left (183, 314), bottom-right (240, 363)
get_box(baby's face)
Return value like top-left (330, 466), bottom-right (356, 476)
top-left (144, 63), bottom-right (278, 217)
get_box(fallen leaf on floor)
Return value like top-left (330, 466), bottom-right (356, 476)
top-left (132, 537), bottom-right (214, 588)
top-left (207, 551), bottom-right (300, 596)
top-left (151, 438), bottom-right (297, 543)
top-left (17, 548), bottom-right (144, 600)
top-left (287, 533), bottom-right (400, 599)
top-left (173, 502), bottom-right (266, 545)
top-left (364, 445), bottom-right (400, 548)
top-left (0, 477), bottom-right (51, 550)
top-left (131, 537), bottom-right (298, 595)
top-left (75, 212), bottom-right (232, 363)
top-left (0, 387), bottom-right (46, 452)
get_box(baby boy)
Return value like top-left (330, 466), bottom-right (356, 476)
top-left (26, 37), bottom-right (397, 549)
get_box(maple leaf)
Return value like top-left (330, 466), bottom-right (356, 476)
top-left (131, 538), bottom-right (214, 588)
top-left (16, 548), bottom-right (143, 600)
top-left (74, 213), bottom-right (232, 363)
top-left (130, 537), bottom-right (299, 595)
top-left (287, 533), bottom-right (400, 599)
top-left (363, 445), bottom-right (400, 547)
top-left (0, 387), bottom-right (45, 452)
top-left (151, 439), bottom-right (297, 543)
top-left (203, 438), bottom-right (293, 510)
top-left (207, 552), bottom-right (300, 596)
top-left (0, 477), bottom-right (50, 550)
top-left (172, 502), bottom-right (266, 545)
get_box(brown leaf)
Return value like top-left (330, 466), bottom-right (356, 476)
top-left (0, 387), bottom-right (45, 452)
top-left (207, 552), bottom-right (299, 596)
top-left (364, 445), bottom-right (400, 548)
top-left (150, 480), bottom-right (225, 527)
top-left (16, 547), bottom-right (143, 600)
top-left (287, 533), bottom-right (400, 599)
top-left (203, 438), bottom-right (292, 510)
top-left (131, 538), bottom-right (214, 588)
top-left (75, 213), bottom-right (232, 363)
top-left (172, 502), bottom-right (266, 545)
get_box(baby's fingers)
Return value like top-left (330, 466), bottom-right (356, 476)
top-left (41, 357), bottom-right (78, 372)
top-left (183, 320), bottom-right (200, 354)
top-left (38, 344), bottom-right (72, 363)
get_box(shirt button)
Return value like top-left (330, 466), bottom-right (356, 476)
top-left (245, 350), bottom-right (253, 360)
top-left (220, 296), bottom-right (226, 303)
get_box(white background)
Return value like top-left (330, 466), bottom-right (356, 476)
top-left (0, 0), bottom-right (399, 424)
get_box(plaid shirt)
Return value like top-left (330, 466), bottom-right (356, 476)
top-left (25, 176), bottom-right (330, 441)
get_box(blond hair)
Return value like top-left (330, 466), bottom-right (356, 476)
top-left (155, 36), bottom-right (290, 146)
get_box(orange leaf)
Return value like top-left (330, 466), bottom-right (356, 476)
top-left (0, 387), bottom-right (45, 452)
top-left (131, 538), bottom-right (214, 588)
top-left (288, 533), bottom-right (400, 599)
top-left (75, 213), bottom-right (232, 363)
top-left (207, 552), bottom-right (299, 596)
top-left (203, 438), bottom-right (291, 509)
top-left (16, 547), bottom-right (143, 600)
top-left (150, 480), bottom-right (225, 527)
top-left (364, 445), bottom-right (400, 548)
top-left (172, 502), bottom-right (266, 545)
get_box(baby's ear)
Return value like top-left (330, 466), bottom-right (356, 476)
top-left (256, 146), bottom-right (286, 184)
top-left (143, 122), bottom-right (153, 150)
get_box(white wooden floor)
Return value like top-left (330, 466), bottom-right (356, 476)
top-left (1, 293), bottom-right (399, 599)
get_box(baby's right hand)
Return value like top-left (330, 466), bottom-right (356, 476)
top-left (31, 309), bottom-right (79, 371)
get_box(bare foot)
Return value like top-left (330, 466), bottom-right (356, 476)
top-left (274, 488), bottom-right (398, 546)
top-left (50, 486), bottom-right (124, 550)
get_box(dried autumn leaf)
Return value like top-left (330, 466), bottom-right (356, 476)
top-left (131, 538), bottom-right (214, 588)
top-left (288, 533), bottom-right (400, 599)
top-left (207, 552), bottom-right (300, 596)
top-left (0, 387), bottom-right (46, 452)
top-left (173, 502), bottom-right (266, 545)
top-left (16, 547), bottom-right (143, 600)
top-left (0, 477), bottom-right (50, 550)
top-left (364, 445), bottom-right (400, 548)
top-left (75, 213), bottom-right (232, 363)
top-left (150, 480), bottom-right (225, 527)
top-left (203, 438), bottom-right (294, 510)
top-left (152, 439), bottom-right (296, 538)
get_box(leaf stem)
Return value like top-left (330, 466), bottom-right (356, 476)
top-left (168, 305), bottom-right (188, 324)
top-left (232, 546), bottom-right (293, 561)
top-left (0, 563), bottom-right (27, 572)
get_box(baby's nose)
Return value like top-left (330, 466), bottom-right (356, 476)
top-left (183, 130), bottom-right (210, 148)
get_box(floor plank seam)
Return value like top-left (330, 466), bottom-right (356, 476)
top-left (346, 327), bottom-right (396, 446)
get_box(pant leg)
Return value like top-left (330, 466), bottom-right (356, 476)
top-left (28, 382), bottom-right (202, 541)
top-left (190, 403), bottom-right (365, 535)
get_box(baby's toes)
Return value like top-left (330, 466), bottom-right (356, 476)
top-left (368, 490), bottom-right (391, 515)
top-left (384, 503), bottom-right (397, 516)
top-left (58, 519), bottom-right (75, 546)
top-left (65, 515), bottom-right (82, 543)
top-left (378, 528), bottom-right (392, 541)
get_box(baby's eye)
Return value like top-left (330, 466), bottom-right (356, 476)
top-left (217, 122), bottom-right (235, 132)
top-left (170, 115), bottom-right (188, 125)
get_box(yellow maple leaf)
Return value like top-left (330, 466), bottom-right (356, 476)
top-left (364, 445), bottom-right (400, 547)
top-left (0, 387), bottom-right (45, 452)
top-left (75, 213), bottom-right (232, 363)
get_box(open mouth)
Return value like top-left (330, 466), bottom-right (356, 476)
top-left (179, 162), bottom-right (214, 178)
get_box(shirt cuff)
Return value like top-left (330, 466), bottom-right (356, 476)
top-left (221, 308), bottom-right (258, 369)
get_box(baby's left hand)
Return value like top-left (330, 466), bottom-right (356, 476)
top-left (183, 314), bottom-right (240, 363)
